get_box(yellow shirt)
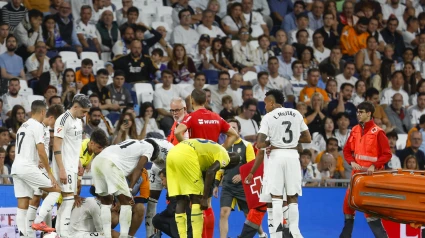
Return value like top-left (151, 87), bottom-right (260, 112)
top-left (79, 139), bottom-right (95, 168)
top-left (180, 139), bottom-right (230, 171)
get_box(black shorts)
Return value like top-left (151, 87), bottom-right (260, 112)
top-left (220, 186), bottom-right (249, 214)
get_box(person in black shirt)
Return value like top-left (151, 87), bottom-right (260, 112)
top-left (80, 69), bottom-right (122, 112)
top-left (380, 16), bottom-right (405, 61)
top-left (113, 39), bottom-right (159, 83)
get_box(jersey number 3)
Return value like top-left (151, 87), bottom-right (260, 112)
top-left (282, 121), bottom-right (293, 143)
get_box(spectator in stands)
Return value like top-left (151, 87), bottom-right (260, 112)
top-left (53, 1), bottom-right (82, 53)
top-left (403, 63), bottom-right (417, 94)
top-left (209, 38), bottom-right (235, 71)
top-left (43, 85), bottom-right (57, 106)
top-left (96, 10), bottom-right (120, 52)
top-left (316, 153), bottom-right (338, 186)
top-left (172, 0), bottom-right (202, 28)
top-left (83, 107), bottom-right (104, 137)
top-left (241, 0), bottom-right (268, 37)
top-left (221, 2), bottom-right (244, 36)
top-left (172, 9), bottom-right (200, 57)
top-left (14, 9), bottom-right (44, 61)
top-left (408, 93), bottom-right (425, 128)
top-left (397, 131), bottom-right (425, 169)
top-left (1, 0), bottom-right (27, 32)
top-left (308, 0), bottom-right (324, 31)
top-left (136, 102), bottom-right (162, 139)
top-left (355, 36), bottom-right (381, 74)
top-left (235, 98), bottom-right (258, 143)
top-left (150, 26), bottom-right (173, 63)
top-left (357, 64), bottom-right (372, 88)
top-left (61, 68), bottom-right (76, 108)
top-left (229, 74), bottom-right (243, 107)
top-left (37, 55), bottom-right (64, 96)
top-left (168, 44), bottom-right (197, 84)
top-left (385, 93), bottom-right (412, 134)
top-left (300, 149), bottom-right (320, 187)
top-left (4, 143), bottom-right (13, 174)
top-left (339, 1), bottom-right (358, 26)
top-left (270, 30), bottom-right (288, 56)
top-left (315, 137), bottom-right (345, 179)
top-left (290, 14), bottom-right (314, 46)
top-left (340, 16), bottom-right (369, 58)
top-left (312, 31), bottom-right (330, 64)
top-left (219, 95), bottom-right (236, 120)
top-left (183, 72), bottom-right (206, 111)
top-left (0, 35), bottom-right (25, 81)
top-left (91, 0), bottom-right (105, 23)
top-left (197, 10), bottom-right (226, 40)
top-left (76, 5), bottom-right (102, 54)
top-left (112, 25), bottom-right (134, 59)
top-left (81, 69), bottom-right (121, 113)
top-left (233, 27), bottom-right (256, 68)
top-left (0, 128), bottom-right (10, 151)
top-left (319, 46), bottom-right (345, 76)
top-left (88, 93), bottom-right (115, 136)
top-left (336, 62), bottom-right (358, 90)
top-left (309, 116), bottom-right (334, 153)
top-left (112, 111), bottom-right (141, 144)
top-left (305, 92), bottom-right (326, 134)
top-left (381, 16), bottom-right (405, 60)
top-left (363, 87), bottom-right (391, 131)
top-left (328, 83), bottom-right (357, 128)
top-left (403, 17), bottom-right (419, 49)
top-left (4, 104), bottom-right (26, 140)
top-left (325, 78), bottom-right (337, 101)
top-left (0, 147), bottom-right (10, 184)
top-left (49, 95), bottom-right (62, 106)
top-left (386, 130), bottom-right (402, 169)
top-left (116, 1), bottom-right (139, 27)
top-left (410, 80), bottom-right (425, 106)
top-left (113, 40), bottom-right (159, 83)
top-left (334, 112), bottom-right (351, 149)
top-left (75, 58), bottom-right (95, 88)
top-left (208, 71), bottom-right (237, 113)
top-left (25, 41), bottom-right (50, 81)
top-left (381, 71), bottom-right (410, 108)
top-left (352, 80), bottom-right (366, 106)
top-left (49, 0), bottom-right (61, 14)
top-left (1, 78), bottom-right (30, 116)
top-left (403, 155), bottom-right (419, 169)
top-left (281, 0), bottom-right (305, 33)
top-left (252, 71), bottom-right (271, 102)
top-left (300, 68), bottom-right (330, 105)
top-left (154, 70), bottom-right (185, 135)
top-left (106, 70), bottom-right (133, 108)
top-left (299, 46), bottom-right (319, 79)
top-left (366, 17), bottom-right (385, 52)
top-left (135, 24), bottom-right (162, 56)
top-left (0, 23), bottom-right (9, 55)
top-left (289, 60), bottom-right (307, 102)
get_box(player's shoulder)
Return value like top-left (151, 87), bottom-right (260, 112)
top-left (56, 111), bottom-right (72, 127)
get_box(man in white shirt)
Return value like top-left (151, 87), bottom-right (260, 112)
top-left (382, 0), bottom-right (406, 22)
top-left (252, 71), bottom-right (272, 102)
top-left (230, 74), bottom-right (243, 107)
top-left (235, 99), bottom-right (259, 142)
top-left (289, 60), bottom-right (307, 102)
top-left (266, 56), bottom-right (295, 103)
top-left (76, 5), bottom-right (102, 54)
top-left (335, 62), bottom-right (358, 91)
top-left (112, 25), bottom-right (135, 59)
top-left (0, 23), bottom-right (9, 55)
top-left (116, 0), bottom-right (142, 26)
top-left (312, 31), bottom-right (330, 63)
top-left (91, 0), bottom-right (105, 23)
top-left (197, 10), bottom-right (226, 40)
top-left (408, 92), bottom-right (425, 127)
top-left (154, 70), bottom-right (186, 135)
top-left (208, 71), bottom-right (237, 113)
top-left (241, 0), bottom-right (269, 38)
top-left (402, 16), bottom-right (419, 49)
top-left (171, 9), bottom-right (200, 57)
top-left (289, 14), bottom-right (314, 46)
top-left (1, 78), bottom-right (30, 116)
top-left (380, 71), bottom-right (410, 107)
top-left (69, 196), bottom-right (103, 237)
top-left (386, 130), bottom-right (402, 169)
top-left (25, 41), bottom-right (50, 81)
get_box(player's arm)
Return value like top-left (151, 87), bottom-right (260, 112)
top-left (298, 129), bottom-right (312, 143)
top-left (37, 143), bottom-right (52, 173)
top-left (222, 127), bottom-right (239, 150)
top-left (245, 149), bottom-right (265, 184)
top-left (174, 123), bottom-right (188, 142)
top-left (203, 161), bottom-right (221, 200)
top-left (129, 156), bottom-right (148, 189)
top-left (256, 133), bottom-right (270, 149)
top-left (90, 200), bottom-right (103, 232)
top-left (343, 133), bottom-right (355, 165)
top-left (373, 131), bottom-right (393, 168)
top-left (53, 136), bottom-right (67, 184)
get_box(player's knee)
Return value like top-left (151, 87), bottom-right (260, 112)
top-left (133, 203), bottom-right (145, 215)
top-left (287, 194), bottom-right (298, 204)
top-left (220, 207), bottom-right (231, 219)
top-left (30, 195), bottom-right (41, 206)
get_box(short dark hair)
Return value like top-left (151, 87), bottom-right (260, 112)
top-left (296, 29), bottom-right (308, 39)
top-left (48, 95), bottom-right (62, 105)
top-left (89, 93), bottom-right (99, 100)
top-left (9, 78), bottom-right (20, 84)
top-left (127, 6), bottom-right (139, 16)
top-left (89, 107), bottom-right (102, 115)
top-left (340, 83), bottom-right (353, 91)
top-left (178, 9), bottom-right (191, 19)
top-left (144, 138), bottom-right (160, 162)
top-left (221, 95), bottom-right (233, 104)
top-left (386, 130), bottom-right (398, 140)
top-left (161, 69), bottom-right (174, 78)
top-left (420, 114), bottom-right (425, 125)
top-left (82, 58), bottom-right (94, 66)
top-left (257, 71), bottom-right (269, 79)
top-left (268, 56), bottom-right (278, 64)
top-left (357, 101), bottom-right (375, 117)
top-left (242, 86), bottom-right (253, 97)
top-left (336, 112), bottom-right (350, 121)
top-left (365, 87), bottom-right (379, 99)
top-left (417, 92), bottom-right (425, 99)
top-left (300, 149), bottom-right (312, 157)
top-left (113, 70), bottom-right (125, 78)
top-left (227, 118), bottom-right (241, 131)
top-left (219, 71), bottom-right (230, 79)
top-left (344, 62), bottom-right (355, 69)
top-left (49, 56), bottom-right (62, 68)
top-left (195, 72), bottom-right (206, 79)
top-left (191, 89), bottom-right (207, 105)
top-left (291, 60), bottom-right (303, 70)
top-left (0, 127), bottom-right (8, 135)
top-left (46, 104), bottom-right (65, 119)
top-left (31, 100), bottom-right (47, 113)
top-left (96, 68), bottom-right (109, 76)
top-left (151, 48), bottom-right (164, 57)
top-left (265, 89), bottom-right (285, 105)
top-left (326, 137), bottom-right (339, 145)
top-left (307, 68), bottom-right (320, 75)
top-left (6, 34), bottom-right (16, 43)
top-left (90, 129), bottom-right (109, 148)
top-left (159, 168), bottom-right (166, 177)
top-left (243, 98), bottom-right (257, 109)
top-left (319, 63), bottom-right (336, 77)
top-left (28, 9), bottom-right (43, 19)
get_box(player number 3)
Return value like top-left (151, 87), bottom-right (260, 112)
top-left (282, 121), bottom-right (293, 144)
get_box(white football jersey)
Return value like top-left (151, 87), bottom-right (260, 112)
top-left (99, 139), bottom-right (154, 176)
top-left (53, 110), bottom-right (83, 173)
top-left (70, 197), bottom-right (102, 233)
top-left (147, 138), bottom-right (174, 169)
top-left (258, 108), bottom-right (308, 148)
top-left (11, 118), bottom-right (45, 174)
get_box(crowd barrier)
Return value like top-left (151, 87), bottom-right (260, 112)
top-left (0, 185), bottom-right (422, 238)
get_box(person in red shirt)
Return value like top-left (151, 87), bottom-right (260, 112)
top-left (167, 97), bottom-right (189, 145)
top-left (340, 101), bottom-right (391, 238)
top-left (174, 88), bottom-right (239, 238)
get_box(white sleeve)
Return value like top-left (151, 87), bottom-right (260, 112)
top-left (299, 111), bottom-right (309, 132)
top-left (75, 22), bottom-right (84, 34)
top-left (90, 25), bottom-right (98, 39)
top-left (112, 41), bottom-right (123, 56)
top-left (402, 31), bottom-right (415, 46)
top-left (34, 124), bottom-right (45, 145)
top-left (141, 143), bottom-right (154, 160)
top-left (54, 115), bottom-right (66, 139)
top-left (153, 91), bottom-right (163, 109)
top-left (380, 90), bottom-right (389, 105)
top-left (171, 28), bottom-right (183, 45)
top-left (260, 0), bottom-right (270, 17)
top-left (257, 114), bottom-right (269, 135)
top-left (88, 201), bottom-right (103, 232)
top-left (25, 58), bottom-right (38, 73)
top-left (254, 12), bottom-right (266, 25)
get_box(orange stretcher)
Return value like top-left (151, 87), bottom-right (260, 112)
top-left (348, 169), bottom-right (425, 226)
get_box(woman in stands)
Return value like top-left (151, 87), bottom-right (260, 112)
top-left (4, 105), bottom-right (26, 140)
top-left (112, 111), bottom-right (140, 144)
top-left (4, 144), bottom-right (15, 174)
top-left (136, 102), bottom-right (163, 139)
top-left (299, 46), bottom-right (319, 79)
top-left (325, 78), bottom-right (338, 101)
top-left (221, 2), bottom-right (245, 36)
top-left (410, 80), bottom-right (425, 106)
top-left (61, 68), bottom-right (77, 109)
top-left (403, 62), bottom-right (418, 94)
top-left (404, 155), bottom-right (419, 170)
top-left (305, 92), bottom-right (327, 135)
top-left (0, 147), bottom-right (10, 184)
top-left (96, 10), bottom-right (120, 52)
top-left (355, 36), bottom-right (381, 74)
top-left (352, 80), bottom-right (366, 106)
top-left (209, 38), bottom-right (235, 71)
top-left (167, 44), bottom-right (196, 84)
top-left (206, 0), bottom-right (224, 27)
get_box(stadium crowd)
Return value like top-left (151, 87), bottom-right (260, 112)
top-left (1, 0), bottom-right (425, 236)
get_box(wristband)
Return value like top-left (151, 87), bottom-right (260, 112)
top-left (78, 176), bottom-right (82, 180)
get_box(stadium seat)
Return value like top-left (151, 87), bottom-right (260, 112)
top-left (93, 59), bottom-right (105, 72)
top-left (284, 102), bottom-right (295, 109)
top-left (176, 83), bottom-right (191, 92)
top-left (130, 91), bottom-right (138, 107)
top-left (396, 134), bottom-right (408, 150)
top-left (29, 80), bottom-right (38, 92)
top-left (107, 112), bottom-right (121, 125)
top-left (257, 101), bottom-right (266, 115)
top-left (146, 0), bottom-right (163, 8)
top-left (155, 6), bottom-right (172, 27)
top-left (203, 84), bottom-right (210, 89)
top-left (65, 59), bottom-right (82, 71)
top-left (0, 2), bottom-right (7, 8)
top-left (81, 52), bottom-right (100, 61)
top-left (26, 95), bottom-right (44, 105)
top-left (243, 71), bottom-right (257, 83)
top-left (46, 51), bottom-right (58, 59)
top-left (203, 70), bottom-right (219, 84)
top-left (20, 88), bottom-right (33, 97)
top-left (250, 41), bottom-right (259, 49)
top-left (20, 80), bottom-right (28, 89)
top-left (134, 83), bottom-right (154, 104)
top-left (59, 51), bottom-right (78, 62)
top-left (140, 6), bottom-right (156, 26)
top-left (101, 52), bottom-right (112, 62)
top-left (151, 21), bottom-right (172, 33)
top-left (123, 82), bottom-right (133, 92)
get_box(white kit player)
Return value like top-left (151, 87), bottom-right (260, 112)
top-left (246, 89), bottom-right (311, 238)
top-left (53, 94), bottom-right (92, 238)
top-left (144, 136), bottom-right (174, 237)
top-left (27, 105), bottom-right (65, 238)
top-left (11, 100), bottom-right (62, 237)
top-left (91, 139), bottom-right (160, 238)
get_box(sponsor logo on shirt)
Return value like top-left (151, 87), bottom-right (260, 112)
top-left (57, 127), bottom-right (63, 134)
top-left (198, 119), bottom-right (220, 125)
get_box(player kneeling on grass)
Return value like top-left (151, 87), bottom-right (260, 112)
top-left (166, 139), bottom-right (240, 238)
top-left (92, 139), bottom-right (160, 238)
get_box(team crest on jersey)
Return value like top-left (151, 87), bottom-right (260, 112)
top-left (237, 148), bottom-right (241, 154)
